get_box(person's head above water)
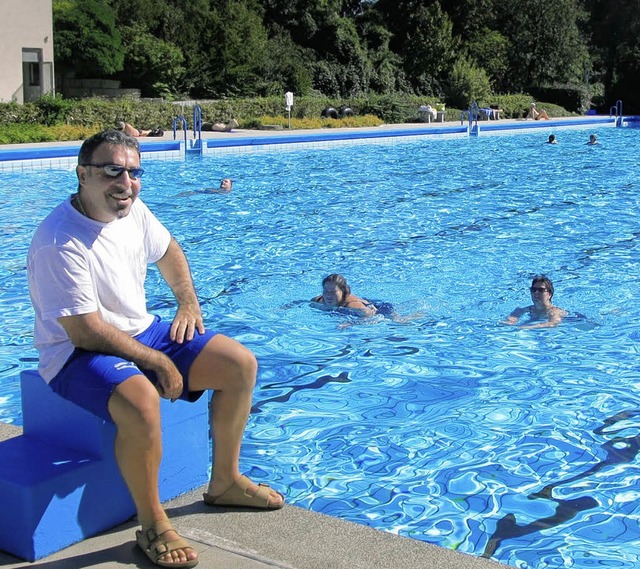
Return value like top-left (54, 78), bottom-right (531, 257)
top-left (220, 178), bottom-right (232, 191)
top-left (321, 273), bottom-right (351, 307)
top-left (530, 274), bottom-right (554, 301)
top-left (547, 134), bottom-right (557, 144)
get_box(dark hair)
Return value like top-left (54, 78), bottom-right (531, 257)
top-left (78, 129), bottom-right (140, 166)
top-left (531, 274), bottom-right (554, 299)
top-left (322, 273), bottom-right (351, 306)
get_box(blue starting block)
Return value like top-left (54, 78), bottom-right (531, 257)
top-left (0, 370), bottom-right (210, 561)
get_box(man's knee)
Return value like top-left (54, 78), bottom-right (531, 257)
top-left (190, 335), bottom-right (258, 391)
top-left (109, 375), bottom-right (161, 429)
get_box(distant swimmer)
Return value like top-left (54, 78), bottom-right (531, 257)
top-left (179, 178), bottom-right (233, 196)
top-left (587, 134), bottom-right (598, 145)
top-left (202, 178), bottom-right (233, 194)
top-left (502, 274), bottom-right (568, 329)
top-left (547, 134), bottom-right (557, 144)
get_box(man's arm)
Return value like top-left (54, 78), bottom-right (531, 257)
top-left (58, 312), bottom-right (184, 399)
top-left (501, 306), bottom-right (527, 325)
top-left (156, 238), bottom-right (205, 343)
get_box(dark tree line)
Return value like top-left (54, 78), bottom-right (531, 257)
top-left (52, 0), bottom-right (640, 111)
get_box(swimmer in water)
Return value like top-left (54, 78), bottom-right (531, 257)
top-left (311, 274), bottom-right (377, 318)
top-left (502, 274), bottom-right (568, 329)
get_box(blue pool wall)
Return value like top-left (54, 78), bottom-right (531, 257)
top-left (0, 115), bottom-right (622, 171)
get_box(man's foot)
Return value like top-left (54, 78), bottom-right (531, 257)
top-left (136, 520), bottom-right (199, 568)
top-left (203, 474), bottom-right (285, 510)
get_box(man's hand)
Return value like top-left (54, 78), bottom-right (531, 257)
top-left (153, 353), bottom-right (185, 400)
top-left (170, 302), bottom-right (205, 343)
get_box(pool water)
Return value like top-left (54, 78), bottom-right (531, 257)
top-left (2, 128), bottom-right (640, 568)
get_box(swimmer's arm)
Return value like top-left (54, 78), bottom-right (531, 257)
top-left (58, 312), bottom-right (183, 399)
top-left (344, 298), bottom-right (377, 317)
top-left (156, 237), bottom-right (204, 343)
top-left (501, 306), bottom-right (527, 325)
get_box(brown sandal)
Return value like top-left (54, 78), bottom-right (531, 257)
top-left (203, 475), bottom-right (285, 510)
top-left (136, 521), bottom-right (199, 568)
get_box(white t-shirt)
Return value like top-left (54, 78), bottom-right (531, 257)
top-left (27, 197), bottom-right (171, 381)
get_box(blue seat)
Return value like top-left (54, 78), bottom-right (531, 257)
top-left (0, 370), bottom-right (209, 561)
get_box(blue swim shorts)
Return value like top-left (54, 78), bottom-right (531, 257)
top-left (49, 315), bottom-right (216, 422)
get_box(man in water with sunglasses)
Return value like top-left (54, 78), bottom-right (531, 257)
top-left (501, 274), bottom-right (567, 329)
top-left (27, 130), bottom-right (284, 568)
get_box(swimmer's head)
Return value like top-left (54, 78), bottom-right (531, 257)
top-left (530, 274), bottom-right (554, 299)
top-left (220, 178), bottom-right (232, 191)
top-left (548, 134), bottom-right (556, 143)
top-left (589, 134), bottom-right (597, 143)
top-left (322, 273), bottom-right (351, 307)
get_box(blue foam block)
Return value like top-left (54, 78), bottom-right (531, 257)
top-left (0, 435), bottom-right (133, 561)
top-left (0, 371), bottom-right (210, 561)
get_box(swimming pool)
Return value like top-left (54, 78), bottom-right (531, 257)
top-left (2, 127), bottom-right (640, 568)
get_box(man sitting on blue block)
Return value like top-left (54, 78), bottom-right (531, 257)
top-left (27, 129), bottom-right (284, 568)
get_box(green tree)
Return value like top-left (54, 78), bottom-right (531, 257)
top-left (259, 0), bottom-right (373, 96)
top-left (444, 57), bottom-right (491, 108)
top-left (372, 0), bottom-right (458, 95)
top-left (53, 0), bottom-right (125, 77)
top-left (466, 30), bottom-right (510, 93)
top-left (118, 24), bottom-right (186, 98)
top-left (585, 0), bottom-right (640, 112)
top-left (496, 0), bottom-right (590, 93)
top-left (262, 29), bottom-right (314, 95)
top-left (359, 21), bottom-right (407, 93)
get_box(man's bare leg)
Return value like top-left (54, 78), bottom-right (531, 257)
top-left (189, 334), bottom-right (284, 506)
top-left (109, 375), bottom-right (198, 565)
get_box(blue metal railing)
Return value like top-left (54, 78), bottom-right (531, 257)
top-left (173, 115), bottom-right (188, 145)
top-left (193, 105), bottom-right (202, 141)
top-left (609, 99), bottom-right (623, 127)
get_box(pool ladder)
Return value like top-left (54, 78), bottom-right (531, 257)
top-left (461, 102), bottom-right (480, 135)
top-left (609, 99), bottom-right (623, 127)
top-left (173, 104), bottom-right (204, 157)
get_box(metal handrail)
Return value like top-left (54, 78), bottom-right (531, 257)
top-left (609, 100), bottom-right (623, 127)
top-left (172, 116), bottom-right (188, 146)
top-left (193, 105), bottom-right (202, 140)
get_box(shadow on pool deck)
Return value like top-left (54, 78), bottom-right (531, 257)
top-left (0, 422), bottom-right (506, 569)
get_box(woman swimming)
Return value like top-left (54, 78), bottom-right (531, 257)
top-left (502, 274), bottom-right (568, 329)
top-left (311, 274), bottom-right (377, 317)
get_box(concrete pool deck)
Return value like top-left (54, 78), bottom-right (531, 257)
top-left (0, 421), bottom-right (505, 569)
top-left (0, 114), bottom-right (620, 171)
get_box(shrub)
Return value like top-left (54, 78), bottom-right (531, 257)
top-left (444, 59), bottom-right (491, 109)
top-left (0, 123), bottom-right (98, 144)
top-left (243, 114), bottom-right (384, 130)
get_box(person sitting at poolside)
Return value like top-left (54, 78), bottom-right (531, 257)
top-left (502, 275), bottom-right (568, 329)
top-left (116, 121), bottom-right (163, 137)
top-left (202, 119), bottom-right (239, 132)
top-left (311, 274), bottom-right (377, 318)
top-left (587, 134), bottom-right (598, 145)
top-left (547, 134), bottom-right (558, 144)
top-left (526, 103), bottom-right (550, 120)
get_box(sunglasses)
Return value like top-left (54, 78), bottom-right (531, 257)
top-left (530, 286), bottom-right (548, 293)
top-left (81, 163), bottom-right (145, 179)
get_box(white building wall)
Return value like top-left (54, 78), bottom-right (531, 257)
top-left (0, 0), bottom-right (54, 103)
